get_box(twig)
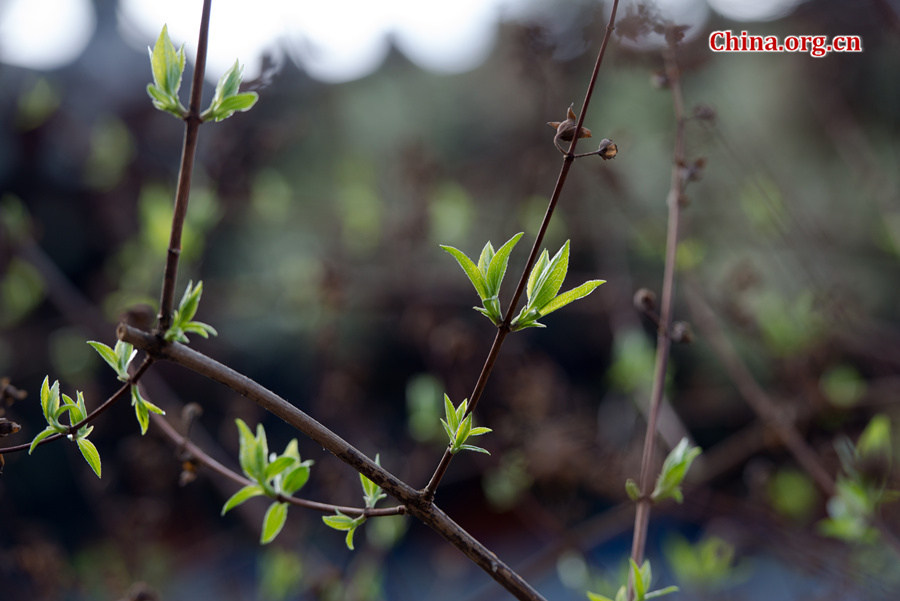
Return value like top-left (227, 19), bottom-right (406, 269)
top-left (156, 0), bottom-right (212, 332)
top-left (0, 357), bottom-right (153, 454)
top-left (118, 323), bottom-right (548, 601)
top-left (629, 38), bottom-right (687, 571)
top-left (422, 0), bottom-right (621, 502)
top-left (150, 410), bottom-right (404, 518)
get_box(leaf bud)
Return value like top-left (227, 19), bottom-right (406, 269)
top-left (633, 288), bottom-right (657, 313)
top-left (671, 321), bottom-right (694, 344)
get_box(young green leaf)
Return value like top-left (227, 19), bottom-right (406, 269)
top-left (131, 386), bottom-right (165, 435)
top-left (28, 426), bottom-right (57, 454)
top-left (526, 250), bottom-right (549, 302)
top-left (644, 586), bottom-right (679, 599)
top-left (442, 245), bottom-right (489, 300)
top-left (529, 240), bottom-right (570, 312)
top-left (587, 592), bottom-right (616, 601)
top-left (536, 279), bottom-right (606, 317)
top-left (236, 419), bottom-right (260, 478)
top-left (652, 438), bottom-right (702, 503)
top-left (281, 463), bottom-right (312, 495)
top-left (222, 484), bottom-right (266, 515)
top-left (87, 341), bottom-right (118, 374)
top-left (323, 512), bottom-right (364, 550)
top-left (261, 502), bottom-right (289, 544)
top-left (264, 455), bottom-right (297, 481)
top-left (485, 232), bottom-right (523, 296)
top-left (76, 437), bottom-right (102, 478)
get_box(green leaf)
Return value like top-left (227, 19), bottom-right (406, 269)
top-left (261, 502), bottom-right (289, 544)
top-left (530, 240), bottom-right (570, 312)
top-left (182, 321), bottom-right (218, 338)
top-left (87, 341), bottom-right (118, 373)
top-left (442, 245), bottom-right (489, 300)
top-left (477, 241), bottom-right (495, 279)
top-left (179, 280), bottom-right (202, 323)
top-left (236, 419), bottom-right (260, 479)
top-left (485, 232), bottom-right (523, 297)
top-left (210, 92), bottom-right (259, 121)
top-left (645, 586), bottom-right (679, 599)
top-left (322, 513), bottom-right (356, 531)
top-left (467, 426), bottom-right (492, 437)
top-left (587, 593), bottom-right (615, 601)
top-left (459, 444), bottom-right (491, 455)
top-left (264, 456), bottom-right (297, 481)
top-left (28, 426), bottom-right (58, 454)
top-left (281, 463), bottom-right (311, 495)
top-left (652, 438), bottom-right (702, 503)
top-left (526, 250), bottom-right (549, 302)
top-left (214, 60), bottom-right (243, 103)
top-left (857, 414), bottom-right (891, 461)
top-left (625, 478), bottom-right (641, 502)
top-left (76, 437), bottom-right (102, 478)
top-left (149, 25), bottom-right (184, 96)
top-left (443, 394), bottom-right (458, 431)
top-left (62, 393), bottom-right (85, 424)
top-left (630, 559), bottom-right (646, 599)
top-left (537, 279), bottom-right (606, 316)
top-left (254, 423), bottom-right (270, 481)
top-left (222, 484), bottom-right (266, 514)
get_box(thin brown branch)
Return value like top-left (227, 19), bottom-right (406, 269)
top-left (149, 410), bottom-right (405, 518)
top-left (422, 0), bottom-right (621, 502)
top-left (0, 357), bottom-right (153, 454)
top-left (156, 0), bottom-right (212, 332)
top-left (118, 324), bottom-right (548, 601)
top-left (629, 40), bottom-right (687, 572)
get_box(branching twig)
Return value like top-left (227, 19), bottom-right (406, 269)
top-left (0, 357), bottom-right (153, 454)
top-left (118, 323), bottom-right (548, 601)
top-left (156, 0), bottom-right (212, 332)
top-left (422, 0), bottom-right (621, 503)
top-left (629, 39), bottom-right (688, 572)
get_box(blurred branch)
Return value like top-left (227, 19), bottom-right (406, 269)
top-left (629, 35), bottom-right (689, 571)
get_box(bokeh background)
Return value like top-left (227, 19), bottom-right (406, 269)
top-left (1, 0), bottom-right (899, 599)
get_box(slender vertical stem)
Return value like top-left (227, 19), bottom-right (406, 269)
top-left (157, 0), bottom-right (212, 332)
top-left (629, 41), bottom-right (686, 572)
top-left (421, 0), bottom-right (620, 501)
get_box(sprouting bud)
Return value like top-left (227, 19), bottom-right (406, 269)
top-left (671, 321), bottom-right (694, 344)
top-left (633, 288), bottom-right (657, 313)
top-left (597, 138), bottom-right (618, 160)
top-left (683, 157), bottom-right (706, 182)
top-left (179, 460), bottom-right (198, 486)
top-left (547, 105), bottom-right (592, 142)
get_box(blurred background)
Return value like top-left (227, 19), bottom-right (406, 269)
top-left (1, 0), bottom-right (899, 599)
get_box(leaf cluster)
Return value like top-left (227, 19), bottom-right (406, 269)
top-left (626, 438), bottom-right (701, 504)
top-left (819, 414), bottom-right (898, 543)
top-left (512, 240), bottom-right (604, 331)
top-left (147, 25), bottom-right (257, 122)
top-left (440, 395), bottom-right (492, 455)
top-left (322, 455), bottom-right (387, 550)
top-left (164, 280), bottom-right (217, 343)
top-left (28, 377), bottom-right (101, 478)
top-left (588, 559), bottom-right (678, 601)
top-left (222, 419), bottom-right (314, 544)
top-left (88, 339), bottom-right (164, 434)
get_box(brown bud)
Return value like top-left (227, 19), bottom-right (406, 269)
top-left (179, 460), bottom-right (198, 486)
top-left (633, 288), bottom-right (657, 313)
top-left (0, 417), bottom-right (21, 437)
top-left (671, 321), bottom-right (694, 343)
top-left (597, 138), bottom-right (618, 160)
top-left (548, 105), bottom-right (592, 142)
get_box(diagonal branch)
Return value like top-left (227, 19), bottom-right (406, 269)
top-left (118, 323), bottom-right (549, 601)
top-left (422, 0), bottom-right (621, 502)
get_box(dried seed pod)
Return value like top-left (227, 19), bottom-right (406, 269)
top-left (0, 417), bottom-right (21, 437)
top-left (597, 138), bottom-right (618, 160)
top-left (547, 105), bottom-right (592, 142)
top-left (693, 103), bottom-right (716, 122)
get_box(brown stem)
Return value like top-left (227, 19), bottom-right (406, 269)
top-left (149, 411), bottom-right (404, 518)
top-left (156, 0), bottom-right (212, 332)
top-left (629, 41), bottom-right (687, 573)
top-left (119, 324), bottom-right (546, 601)
top-left (421, 0), bottom-right (621, 501)
top-left (0, 358), bottom-right (153, 454)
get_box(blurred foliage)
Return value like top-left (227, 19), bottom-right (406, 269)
top-left (1, 0), bottom-right (899, 599)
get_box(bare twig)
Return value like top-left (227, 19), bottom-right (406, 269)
top-left (629, 39), bottom-right (688, 572)
top-left (422, 0), bottom-right (621, 502)
top-left (156, 0), bottom-right (212, 332)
